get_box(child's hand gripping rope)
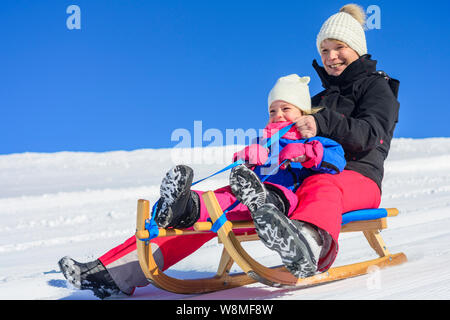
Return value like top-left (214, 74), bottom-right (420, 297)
top-left (278, 140), bottom-right (324, 169)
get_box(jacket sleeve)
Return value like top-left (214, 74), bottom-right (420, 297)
top-left (307, 137), bottom-right (346, 174)
top-left (313, 77), bottom-right (400, 154)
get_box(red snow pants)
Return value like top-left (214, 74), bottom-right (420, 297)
top-left (290, 170), bottom-right (381, 271)
top-left (98, 170), bottom-right (380, 294)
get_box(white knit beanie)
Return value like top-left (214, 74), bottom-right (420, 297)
top-left (268, 74), bottom-right (312, 114)
top-left (316, 4), bottom-right (367, 56)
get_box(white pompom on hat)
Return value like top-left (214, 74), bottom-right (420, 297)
top-left (268, 74), bottom-right (312, 114)
top-left (316, 4), bottom-right (367, 56)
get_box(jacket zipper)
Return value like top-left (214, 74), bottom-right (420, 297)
top-left (287, 165), bottom-right (300, 190)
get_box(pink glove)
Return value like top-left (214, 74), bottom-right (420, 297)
top-left (279, 140), bottom-right (324, 169)
top-left (233, 144), bottom-right (269, 166)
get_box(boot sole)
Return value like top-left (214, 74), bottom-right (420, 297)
top-left (230, 165), bottom-right (266, 212)
top-left (156, 165), bottom-right (194, 228)
top-left (58, 256), bottom-right (82, 288)
top-left (252, 204), bottom-right (317, 278)
top-left (58, 256), bottom-right (121, 299)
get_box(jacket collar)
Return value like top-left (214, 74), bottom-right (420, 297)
top-left (312, 54), bottom-right (378, 89)
top-left (263, 122), bottom-right (303, 140)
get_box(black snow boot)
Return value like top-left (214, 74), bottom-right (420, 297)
top-left (250, 204), bottom-right (323, 278)
top-left (229, 164), bottom-right (287, 214)
top-left (229, 164), bottom-right (322, 278)
top-left (58, 256), bottom-right (122, 299)
top-left (154, 165), bottom-right (200, 229)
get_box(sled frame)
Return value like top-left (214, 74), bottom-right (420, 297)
top-left (135, 192), bottom-right (407, 294)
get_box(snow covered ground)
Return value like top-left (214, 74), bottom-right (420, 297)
top-left (1, 138), bottom-right (450, 300)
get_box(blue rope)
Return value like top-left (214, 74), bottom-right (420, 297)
top-left (208, 200), bottom-right (240, 233)
top-left (191, 159), bottom-right (244, 186)
top-left (208, 159), bottom-right (289, 233)
top-left (138, 201), bottom-right (160, 242)
top-left (262, 122), bottom-right (295, 149)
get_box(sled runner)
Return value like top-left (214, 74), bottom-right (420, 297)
top-left (135, 192), bottom-right (407, 294)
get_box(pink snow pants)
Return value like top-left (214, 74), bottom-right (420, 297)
top-left (98, 170), bottom-right (380, 295)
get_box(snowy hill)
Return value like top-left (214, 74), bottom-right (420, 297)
top-left (1, 138), bottom-right (450, 300)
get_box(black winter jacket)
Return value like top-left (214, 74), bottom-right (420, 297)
top-left (311, 55), bottom-right (400, 190)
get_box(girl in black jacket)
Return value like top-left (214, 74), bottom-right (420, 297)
top-left (284, 4), bottom-right (400, 273)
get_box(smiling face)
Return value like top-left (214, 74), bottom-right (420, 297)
top-left (268, 100), bottom-right (303, 123)
top-left (320, 39), bottom-right (359, 76)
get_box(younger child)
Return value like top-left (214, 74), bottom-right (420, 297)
top-left (59, 74), bottom-right (346, 298)
top-left (150, 74), bottom-right (346, 278)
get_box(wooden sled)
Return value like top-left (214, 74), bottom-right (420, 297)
top-left (135, 192), bottom-right (407, 294)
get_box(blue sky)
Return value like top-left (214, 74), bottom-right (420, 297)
top-left (1, 0), bottom-right (449, 154)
